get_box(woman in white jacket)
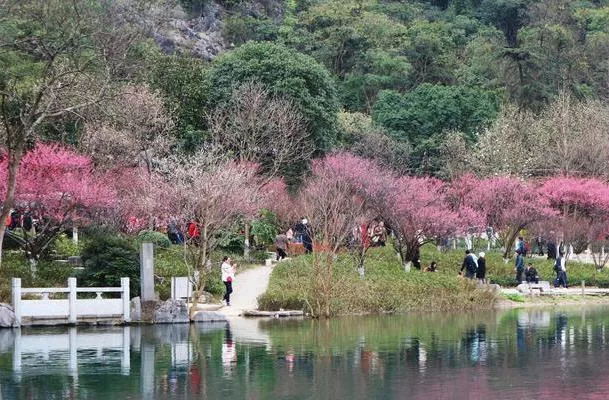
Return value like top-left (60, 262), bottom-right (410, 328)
top-left (221, 256), bottom-right (236, 306)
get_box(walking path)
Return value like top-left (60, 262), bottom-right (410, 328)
top-left (221, 265), bottom-right (273, 317)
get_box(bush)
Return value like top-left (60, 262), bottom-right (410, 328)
top-left (35, 260), bottom-right (75, 286)
top-left (50, 233), bottom-right (83, 258)
top-left (79, 235), bottom-right (140, 297)
top-left (250, 210), bottom-right (279, 247)
top-left (0, 252), bottom-right (31, 303)
top-left (137, 230), bottom-right (171, 249)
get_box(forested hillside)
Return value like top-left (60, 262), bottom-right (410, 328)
top-left (2, 0), bottom-right (609, 181)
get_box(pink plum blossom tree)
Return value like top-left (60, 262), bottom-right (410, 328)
top-left (0, 143), bottom-right (115, 264)
top-left (539, 177), bottom-right (609, 266)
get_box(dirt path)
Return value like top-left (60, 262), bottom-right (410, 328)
top-left (221, 265), bottom-right (273, 317)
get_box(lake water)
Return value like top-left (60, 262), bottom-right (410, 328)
top-left (2, 306), bottom-right (609, 399)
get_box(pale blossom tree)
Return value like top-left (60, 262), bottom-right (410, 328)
top-left (80, 84), bottom-right (175, 173)
top-left (297, 153), bottom-right (390, 317)
top-left (209, 82), bottom-right (315, 256)
top-left (162, 152), bottom-right (263, 312)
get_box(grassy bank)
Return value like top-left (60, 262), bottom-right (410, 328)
top-left (258, 246), bottom-right (497, 315)
top-left (417, 245), bottom-right (609, 287)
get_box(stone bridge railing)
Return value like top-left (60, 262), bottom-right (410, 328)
top-left (12, 277), bottom-right (130, 326)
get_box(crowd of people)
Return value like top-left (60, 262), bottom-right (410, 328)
top-left (5, 206), bottom-right (41, 236)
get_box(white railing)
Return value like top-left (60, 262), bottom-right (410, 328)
top-left (12, 277), bottom-right (130, 325)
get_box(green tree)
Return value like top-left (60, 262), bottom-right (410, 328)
top-left (0, 0), bottom-right (146, 266)
top-left (145, 52), bottom-right (209, 152)
top-left (206, 41), bottom-right (339, 153)
top-left (478, 0), bottom-right (529, 47)
top-left (281, 0), bottom-right (410, 111)
top-left (372, 84), bottom-right (500, 174)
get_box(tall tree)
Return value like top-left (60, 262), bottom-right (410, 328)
top-left (0, 0), bottom-right (146, 265)
top-left (206, 42), bottom-right (340, 153)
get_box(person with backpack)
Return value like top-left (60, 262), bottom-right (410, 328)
top-left (460, 249), bottom-right (477, 279)
top-left (554, 252), bottom-right (568, 288)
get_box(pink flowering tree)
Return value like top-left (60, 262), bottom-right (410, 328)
top-left (0, 144), bottom-right (115, 264)
top-left (539, 177), bottom-right (609, 267)
top-left (109, 167), bottom-right (174, 233)
top-left (450, 175), bottom-right (554, 259)
top-left (384, 177), bottom-right (471, 270)
top-left (297, 153), bottom-right (390, 317)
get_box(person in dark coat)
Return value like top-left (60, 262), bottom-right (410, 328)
top-left (546, 239), bottom-right (557, 260)
top-left (515, 250), bottom-right (525, 283)
top-left (476, 252), bottom-right (486, 283)
top-left (300, 218), bottom-right (313, 253)
top-left (525, 263), bottom-right (539, 284)
top-left (411, 246), bottom-right (421, 270)
top-left (460, 250), bottom-right (477, 279)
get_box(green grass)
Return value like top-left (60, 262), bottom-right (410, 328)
top-left (502, 293), bottom-right (525, 302)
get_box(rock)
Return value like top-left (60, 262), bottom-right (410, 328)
top-left (0, 303), bottom-right (17, 328)
top-left (487, 284), bottom-right (501, 294)
top-left (197, 291), bottom-right (214, 304)
top-left (153, 299), bottom-right (190, 324)
top-left (191, 311), bottom-right (228, 323)
top-left (194, 304), bottom-right (223, 312)
top-left (517, 283), bottom-right (530, 294)
top-left (130, 297), bottom-right (142, 322)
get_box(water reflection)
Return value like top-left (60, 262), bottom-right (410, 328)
top-left (2, 307), bottom-right (609, 399)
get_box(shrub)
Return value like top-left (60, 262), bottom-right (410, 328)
top-left (79, 236), bottom-right (140, 297)
top-left (50, 233), bottom-right (83, 258)
top-left (136, 230), bottom-right (171, 249)
top-left (35, 260), bottom-right (75, 286)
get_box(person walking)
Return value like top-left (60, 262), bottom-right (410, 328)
top-left (221, 256), bottom-right (236, 306)
top-left (554, 252), bottom-right (568, 288)
top-left (476, 252), bottom-right (486, 284)
top-left (460, 250), bottom-right (477, 279)
top-left (275, 232), bottom-right (289, 261)
top-left (515, 250), bottom-right (525, 283)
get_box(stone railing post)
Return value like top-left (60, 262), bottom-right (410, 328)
top-left (121, 277), bottom-right (130, 323)
top-left (140, 242), bottom-right (155, 301)
top-left (12, 278), bottom-right (22, 326)
top-left (68, 277), bottom-right (77, 324)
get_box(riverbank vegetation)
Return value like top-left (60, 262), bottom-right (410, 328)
top-left (258, 246), bottom-right (497, 316)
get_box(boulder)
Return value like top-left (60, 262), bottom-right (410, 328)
top-left (130, 297), bottom-right (142, 322)
top-left (0, 303), bottom-right (17, 328)
top-left (197, 291), bottom-right (214, 304)
top-left (191, 311), bottom-right (228, 323)
top-left (153, 299), bottom-right (190, 324)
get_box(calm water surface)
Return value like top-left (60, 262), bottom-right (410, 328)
top-left (1, 307), bottom-right (609, 399)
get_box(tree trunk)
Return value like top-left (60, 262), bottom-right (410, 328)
top-left (0, 147), bottom-right (24, 267)
top-left (243, 221), bottom-right (250, 259)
